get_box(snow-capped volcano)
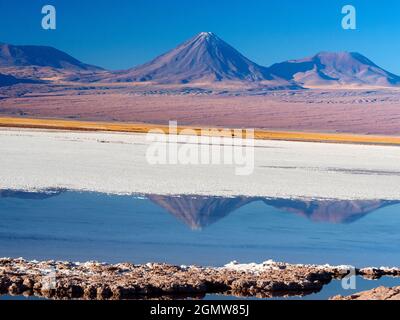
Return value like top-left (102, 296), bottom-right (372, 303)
top-left (269, 52), bottom-right (400, 87)
top-left (107, 32), bottom-right (294, 87)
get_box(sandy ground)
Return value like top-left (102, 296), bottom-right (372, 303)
top-left (1, 128), bottom-right (400, 199)
top-left (2, 117), bottom-right (400, 145)
top-left (1, 88), bottom-right (400, 135)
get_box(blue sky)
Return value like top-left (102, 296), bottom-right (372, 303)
top-left (1, 0), bottom-right (400, 73)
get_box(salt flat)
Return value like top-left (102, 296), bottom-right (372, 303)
top-left (1, 128), bottom-right (400, 200)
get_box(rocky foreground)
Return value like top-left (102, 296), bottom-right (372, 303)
top-left (0, 258), bottom-right (399, 300)
top-left (332, 286), bottom-right (400, 300)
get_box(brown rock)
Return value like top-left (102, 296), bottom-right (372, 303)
top-left (8, 283), bottom-right (22, 295)
top-left (1, 258), bottom-right (399, 300)
top-left (22, 278), bottom-right (35, 290)
top-left (331, 286), bottom-right (400, 300)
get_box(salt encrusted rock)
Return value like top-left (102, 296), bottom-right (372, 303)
top-left (97, 285), bottom-right (112, 299)
top-left (22, 278), bottom-right (35, 291)
top-left (8, 283), bottom-right (22, 295)
top-left (84, 285), bottom-right (98, 299)
top-left (0, 276), bottom-right (11, 293)
top-left (359, 267), bottom-right (400, 279)
top-left (331, 286), bottom-right (400, 300)
top-left (33, 282), bottom-right (42, 291)
top-left (0, 258), bottom-right (399, 300)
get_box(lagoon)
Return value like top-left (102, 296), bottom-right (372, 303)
top-left (1, 190), bottom-right (399, 268)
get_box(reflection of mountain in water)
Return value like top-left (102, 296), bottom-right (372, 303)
top-left (1, 189), bottom-right (398, 229)
top-left (149, 196), bottom-right (399, 229)
top-left (148, 195), bottom-right (253, 230)
top-left (0, 189), bottom-right (65, 200)
top-left (262, 199), bottom-right (398, 224)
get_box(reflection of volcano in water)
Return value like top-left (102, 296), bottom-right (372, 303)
top-left (148, 195), bottom-right (253, 230)
top-left (149, 195), bottom-right (400, 229)
top-left (0, 189), bottom-right (65, 200)
top-left (1, 189), bottom-right (398, 229)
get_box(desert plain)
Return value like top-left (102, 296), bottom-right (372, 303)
top-left (2, 85), bottom-right (400, 136)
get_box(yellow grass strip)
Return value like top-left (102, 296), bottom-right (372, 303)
top-left (1, 116), bottom-right (400, 146)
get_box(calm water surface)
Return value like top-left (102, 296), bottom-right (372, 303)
top-left (1, 190), bottom-right (400, 267)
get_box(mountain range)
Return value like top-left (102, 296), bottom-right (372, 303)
top-left (1, 33), bottom-right (399, 89)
